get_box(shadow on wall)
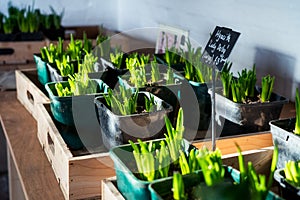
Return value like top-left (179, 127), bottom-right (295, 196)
top-left (254, 47), bottom-right (296, 100)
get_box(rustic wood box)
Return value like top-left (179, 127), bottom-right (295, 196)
top-left (101, 146), bottom-right (274, 200)
top-left (16, 69), bottom-right (50, 120)
top-left (36, 102), bottom-right (115, 200)
top-left (0, 40), bottom-right (48, 64)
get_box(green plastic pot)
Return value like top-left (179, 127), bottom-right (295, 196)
top-left (33, 54), bottom-right (50, 85)
top-left (109, 138), bottom-right (195, 200)
top-left (149, 166), bottom-right (283, 200)
top-left (45, 79), bottom-right (109, 126)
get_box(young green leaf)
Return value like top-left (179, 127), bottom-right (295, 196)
top-left (295, 88), bottom-right (300, 135)
top-left (173, 172), bottom-right (187, 200)
top-left (261, 75), bottom-right (275, 103)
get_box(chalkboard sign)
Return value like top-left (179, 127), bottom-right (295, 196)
top-left (201, 26), bottom-right (240, 71)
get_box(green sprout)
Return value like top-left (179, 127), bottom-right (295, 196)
top-left (40, 37), bottom-right (64, 63)
top-left (55, 54), bottom-right (75, 76)
top-left (3, 16), bottom-right (15, 34)
top-left (129, 139), bottom-right (156, 181)
top-left (238, 65), bottom-right (257, 98)
top-left (79, 52), bottom-right (98, 74)
top-left (55, 82), bottom-right (72, 97)
top-left (129, 139), bottom-right (171, 181)
top-left (173, 172), bottom-right (187, 200)
top-left (183, 39), bottom-right (208, 83)
top-left (231, 79), bottom-right (245, 103)
top-left (151, 60), bottom-right (161, 83)
top-left (156, 140), bottom-right (170, 178)
top-left (144, 94), bottom-right (156, 112)
top-left (196, 147), bottom-right (225, 186)
top-left (49, 6), bottom-right (64, 30)
top-left (82, 32), bottom-right (93, 54)
top-left (67, 33), bottom-right (83, 60)
top-left (166, 66), bottom-right (174, 85)
top-left (54, 71), bottom-right (97, 97)
top-left (283, 160), bottom-right (300, 188)
top-left (104, 86), bottom-right (138, 115)
top-left (54, 53), bottom-right (98, 97)
top-left (164, 107), bottom-right (184, 165)
top-left (164, 45), bottom-right (185, 67)
top-left (126, 53), bottom-right (150, 87)
top-left (179, 148), bottom-right (200, 175)
top-left (261, 75), bottom-right (275, 103)
top-left (295, 88), bottom-right (300, 135)
top-left (220, 61), bottom-right (233, 98)
top-left (236, 143), bottom-right (278, 200)
top-left (109, 47), bottom-right (124, 69)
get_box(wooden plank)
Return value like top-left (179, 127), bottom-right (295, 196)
top-left (0, 41), bottom-right (48, 64)
top-left (222, 146), bottom-right (273, 175)
top-left (7, 146), bottom-right (26, 200)
top-left (193, 132), bottom-right (273, 155)
top-left (102, 177), bottom-right (125, 200)
top-left (15, 69), bottom-right (50, 120)
top-left (36, 102), bottom-right (72, 199)
top-left (0, 91), bottom-right (65, 200)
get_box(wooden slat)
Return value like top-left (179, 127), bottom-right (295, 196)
top-left (193, 133), bottom-right (273, 155)
top-left (16, 69), bottom-right (50, 120)
top-left (102, 177), bottom-right (125, 200)
top-left (0, 41), bottom-right (47, 64)
top-left (0, 91), bottom-right (64, 200)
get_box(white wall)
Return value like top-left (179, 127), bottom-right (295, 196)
top-left (1, 0), bottom-right (299, 100)
top-left (117, 0), bottom-right (300, 101)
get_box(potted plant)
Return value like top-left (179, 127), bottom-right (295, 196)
top-left (40, 6), bottom-right (65, 40)
top-left (90, 46), bottom-right (129, 88)
top-left (154, 45), bottom-right (186, 73)
top-left (270, 88), bottom-right (300, 169)
top-left (274, 160), bottom-right (300, 199)
top-left (118, 52), bottom-right (182, 126)
top-left (149, 144), bottom-right (281, 200)
top-left (94, 84), bottom-right (173, 150)
top-left (0, 2), bottom-right (65, 41)
top-left (108, 108), bottom-right (207, 200)
top-left (211, 62), bottom-right (288, 135)
top-left (36, 33), bottom-right (94, 84)
top-left (45, 53), bottom-right (109, 126)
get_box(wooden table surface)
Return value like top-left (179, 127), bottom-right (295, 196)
top-left (0, 90), bottom-right (296, 200)
top-left (0, 91), bottom-right (64, 200)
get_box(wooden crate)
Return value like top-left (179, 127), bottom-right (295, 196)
top-left (16, 69), bottom-right (50, 120)
top-left (101, 147), bottom-right (274, 200)
top-left (0, 40), bottom-right (48, 64)
top-left (36, 103), bottom-right (115, 200)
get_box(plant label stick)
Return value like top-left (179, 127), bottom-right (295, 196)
top-left (201, 26), bottom-right (240, 150)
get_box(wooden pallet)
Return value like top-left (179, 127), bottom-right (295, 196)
top-left (15, 69), bottom-right (50, 120)
top-left (101, 146), bottom-right (274, 200)
top-left (36, 103), bottom-right (115, 200)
